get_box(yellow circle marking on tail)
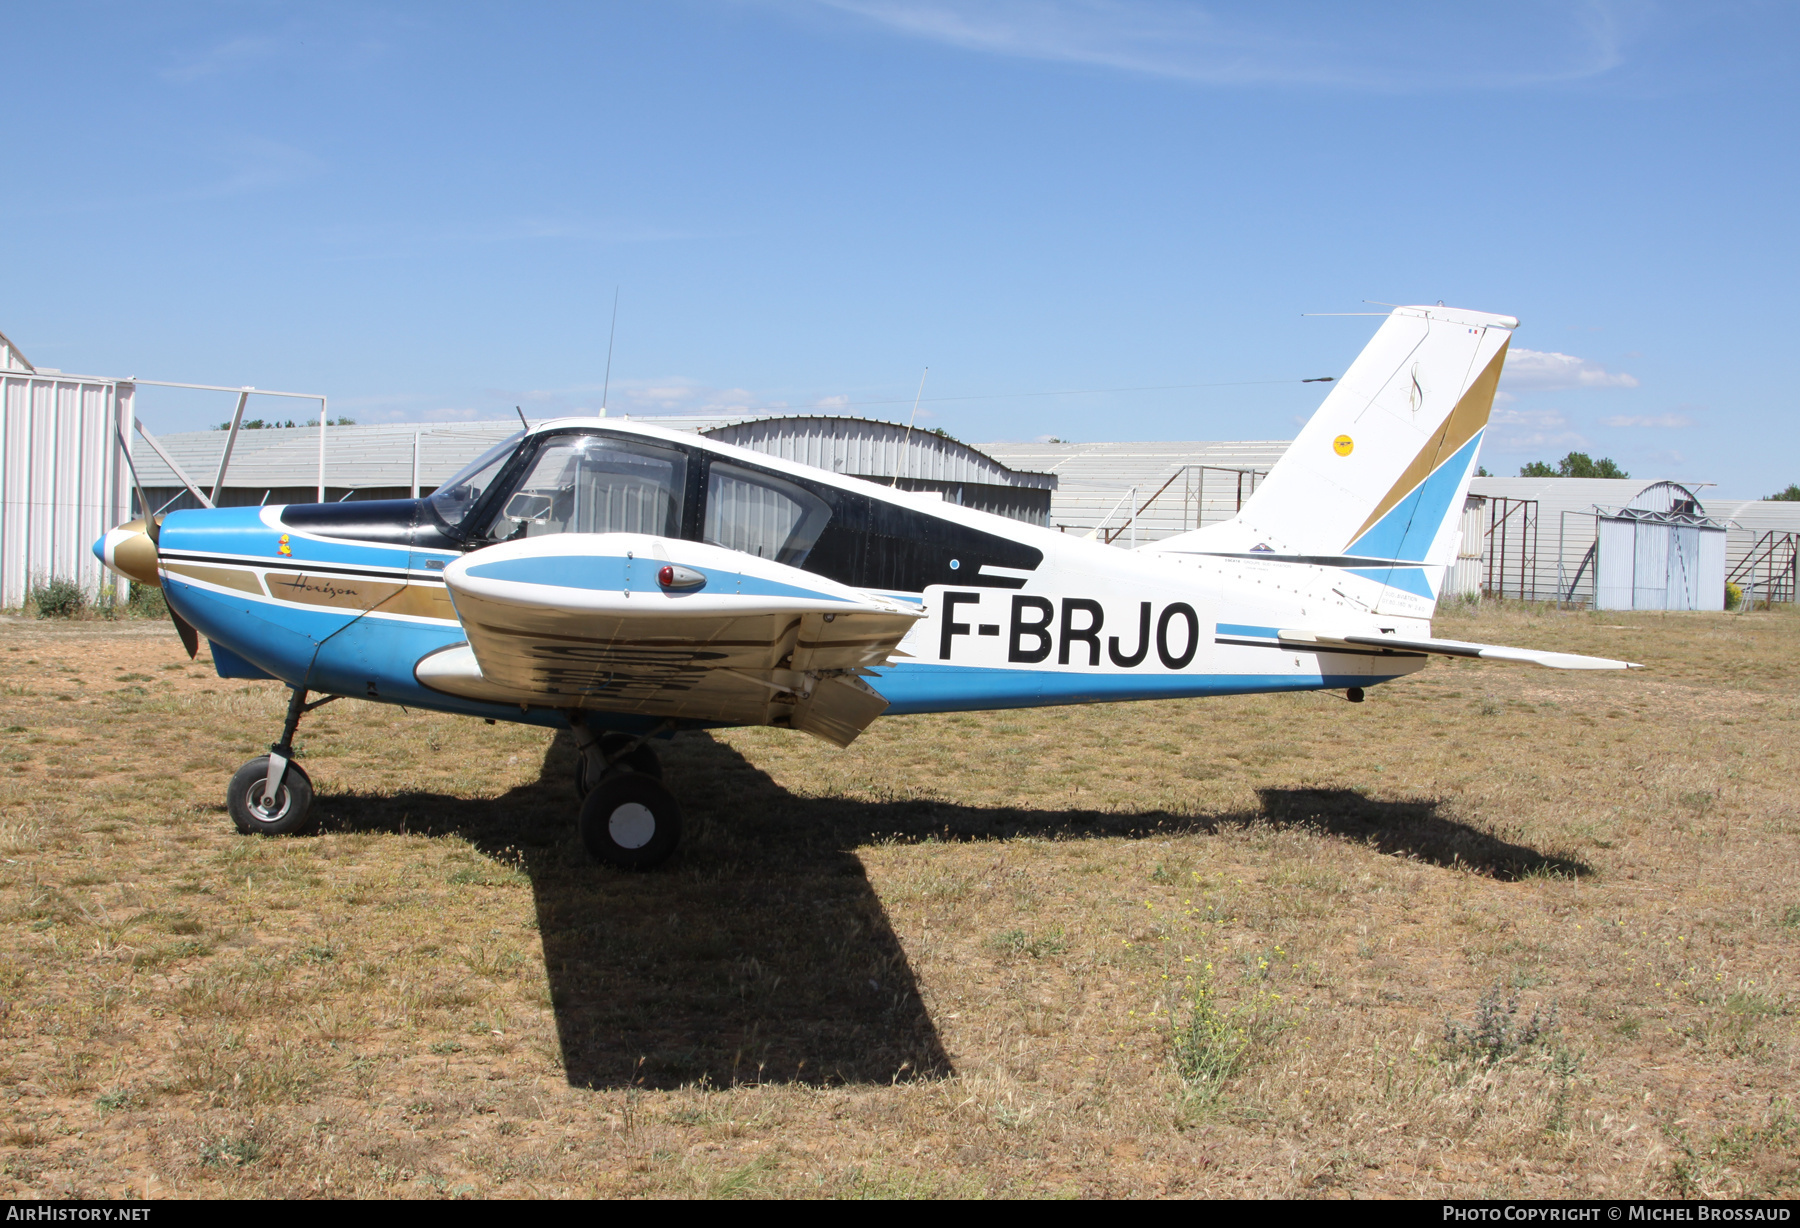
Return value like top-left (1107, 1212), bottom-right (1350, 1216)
top-left (1333, 435), bottom-right (1354, 456)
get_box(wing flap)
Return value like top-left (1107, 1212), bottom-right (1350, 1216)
top-left (1278, 630), bottom-right (1641, 671)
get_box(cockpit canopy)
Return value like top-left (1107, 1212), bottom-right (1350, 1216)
top-left (313, 423), bottom-right (1043, 595)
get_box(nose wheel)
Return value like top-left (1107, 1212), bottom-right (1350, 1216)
top-left (228, 755), bottom-right (316, 835)
top-left (228, 686), bottom-right (337, 837)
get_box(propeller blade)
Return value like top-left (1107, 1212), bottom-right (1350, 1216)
top-left (169, 605), bottom-right (200, 660)
top-left (143, 515), bottom-right (195, 658)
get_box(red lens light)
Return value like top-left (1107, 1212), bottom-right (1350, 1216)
top-left (657, 565), bottom-right (674, 587)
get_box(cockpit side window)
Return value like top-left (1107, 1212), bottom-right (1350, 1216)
top-left (703, 462), bottom-right (832, 566)
top-left (693, 452), bottom-right (1044, 594)
top-left (481, 434), bottom-right (688, 543)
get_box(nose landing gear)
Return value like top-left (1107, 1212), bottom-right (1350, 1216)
top-left (227, 686), bottom-right (338, 836)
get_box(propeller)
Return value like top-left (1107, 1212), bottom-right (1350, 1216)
top-left (113, 427), bottom-right (200, 660)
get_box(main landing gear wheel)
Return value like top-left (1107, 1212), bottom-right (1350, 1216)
top-left (227, 755), bottom-right (317, 836)
top-left (574, 733), bottom-right (663, 799)
top-left (579, 773), bottom-right (682, 870)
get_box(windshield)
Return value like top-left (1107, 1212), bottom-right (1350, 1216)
top-left (425, 432), bottom-right (524, 532)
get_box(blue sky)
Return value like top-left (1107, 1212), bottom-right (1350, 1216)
top-left (4, 2), bottom-right (1796, 496)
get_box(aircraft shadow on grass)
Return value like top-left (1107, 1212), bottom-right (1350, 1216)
top-left (316, 731), bottom-right (1587, 1090)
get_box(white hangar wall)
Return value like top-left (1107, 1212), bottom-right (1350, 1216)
top-left (0, 332), bottom-right (135, 607)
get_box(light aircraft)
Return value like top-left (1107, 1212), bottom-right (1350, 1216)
top-left (96, 304), bottom-right (1638, 868)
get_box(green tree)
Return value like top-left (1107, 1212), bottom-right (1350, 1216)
top-left (1519, 452), bottom-right (1629, 479)
top-left (1767, 483), bottom-right (1800, 501)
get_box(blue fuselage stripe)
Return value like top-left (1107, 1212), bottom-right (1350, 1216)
top-left (1216, 623), bottom-right (1281, 639)
top-left (464, 554), bottom-right (851, 603)
top-left (870, 662), bottom-right (1404, 714)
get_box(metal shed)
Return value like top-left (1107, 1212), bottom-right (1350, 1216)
top-left (1594, 482), bottom-right (1727, 611)
top-left (0, 331), bottom-right (135, 606)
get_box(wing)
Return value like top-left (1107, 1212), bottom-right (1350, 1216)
top-left (1277, 629), bottom-right (1641, 671)
top-left (416, 533), bottom-right (922, 746)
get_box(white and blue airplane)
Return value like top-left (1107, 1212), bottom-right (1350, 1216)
top-left (96, 304), bottom-right (1637, 867)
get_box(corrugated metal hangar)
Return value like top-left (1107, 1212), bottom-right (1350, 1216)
top-left (3, 325), bottom-right (1796, 609)
top-left (125, 414), bottom-right (1065, 524)
top-left (122, 415), bottom-right (1794, 607)
top-left (124, 416), bottom-right (1289, 540)
top-left (0, 331), bottom-right (135, 607)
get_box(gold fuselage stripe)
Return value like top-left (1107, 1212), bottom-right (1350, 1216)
top-left (160, 562), bottom-right (267, 597)
top-left (164, 555), bottom-right (459, 622)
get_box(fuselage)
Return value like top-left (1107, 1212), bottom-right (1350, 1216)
top-left (107, 417), bottom-right (1428, 735)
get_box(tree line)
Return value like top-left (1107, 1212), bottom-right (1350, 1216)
top-left (1497, 451), bottom-right (1799, 500)
top-left (211, 416), bottom-right (357, 430)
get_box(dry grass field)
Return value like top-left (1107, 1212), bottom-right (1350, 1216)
top-left (0, 601), bottom-right (1795, 1199)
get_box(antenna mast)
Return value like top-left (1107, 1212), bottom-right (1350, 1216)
top-left (893, 367), bottom-right (928, 487)
top-left (600, 287), bottom-right (619, 417)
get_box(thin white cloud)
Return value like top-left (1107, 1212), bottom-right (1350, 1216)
top-left (1487, 407), bottom-right (1584, 451)
top-left (204, 137), bottom-right (326, 197)
top-left (0, 135), bottom-right (324, 224)
top-left (383, 406), bottom-right (490, 423)
top-left (309, 217), bottom-right (708, 259)
top-left (815, 0), bottom-right (1628, 90)
top-left (161, 16), bottom-right (397, 83)
top-left (1500, 348), bottom-right (1639, 392)
top-left (1601, 413), bottom-right (1692, 428)
top-left (162, 35), bottom-right (281, 83)
top-left (1493, 408), bottom-right (1571, 428)
top-left (1490, 433), bottom-right (1589, 452)
top-left (602, 378), bottom-right (785, 417)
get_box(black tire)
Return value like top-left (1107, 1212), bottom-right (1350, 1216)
top-left (579, 773), bottom-right (682, 869)
top-left (227, 756), bottom-right (317, 836)
top-left (574, 733), bottom-right (662, 799)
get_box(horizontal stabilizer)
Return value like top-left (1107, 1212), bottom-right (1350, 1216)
top-left (1278, 630), bottom-right (1642, 671)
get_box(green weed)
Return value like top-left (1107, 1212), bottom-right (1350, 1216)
top-left (1444, 980), bottom-right (1560, 1067)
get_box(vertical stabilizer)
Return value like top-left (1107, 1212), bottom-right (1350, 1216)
top-left (1159, 305), bottom-right (1514, 605)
